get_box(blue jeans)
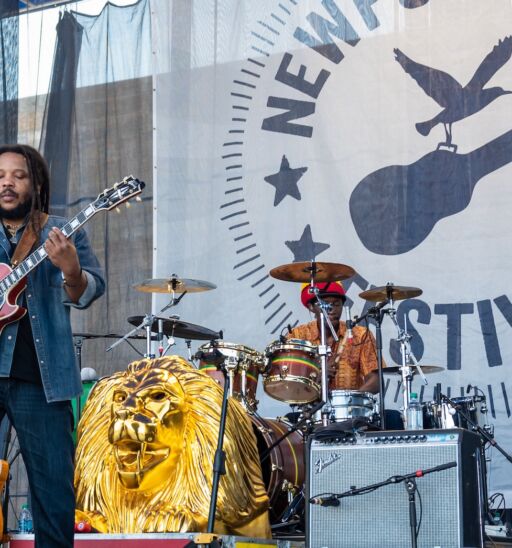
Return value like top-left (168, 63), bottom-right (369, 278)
top-left (0, 379), bottom-right (75, 547)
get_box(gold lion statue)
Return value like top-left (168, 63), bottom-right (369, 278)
top-left (74, 356), bottom-right (271, 537)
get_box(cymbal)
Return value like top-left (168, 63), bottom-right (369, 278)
top-left (359, 284), bottom-right (422, 302)
top-left (73, 332), bottom-right (147, 340)
top-left (133, 276), bottom-right (216, 294)
top-left (270, 261), bottom-right (355, 283)
top-left (127, 316), bottom-right (220, 341)
top-left (382, 365), bottom-right (444, 375)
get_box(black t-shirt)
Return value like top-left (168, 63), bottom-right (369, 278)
top-left (5, 233), bottom-right (42, 385)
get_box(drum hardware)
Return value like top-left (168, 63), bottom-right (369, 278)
top-left (195, 341), bottom-right (263, 411)
top-left (357, 283), bottom-right (424, 430)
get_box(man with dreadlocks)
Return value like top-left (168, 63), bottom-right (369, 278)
top-left (0, 144), bottom-right (105, 546)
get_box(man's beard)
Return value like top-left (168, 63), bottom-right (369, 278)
top-left (0, 197), bottom-right (32, 221)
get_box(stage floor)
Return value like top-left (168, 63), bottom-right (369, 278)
top-left (6, 532), bottom-right (512, 547)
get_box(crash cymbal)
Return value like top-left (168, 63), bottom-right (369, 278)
top-left (127, 316), bottom-right (220, 341)
top-left (359, 284), bottom-right (422, 302)
top-left (133, 275), bottom-right (216, 294)
top-left (270, 261), bottom-right (355, 283)
top-left (382, 365), bottom-right (444, 375)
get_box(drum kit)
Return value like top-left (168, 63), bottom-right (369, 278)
top-left (100, 261), bottom-right (494, 532)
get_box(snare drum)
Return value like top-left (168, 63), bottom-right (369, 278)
top-left (326, 390), bottom-right (376, 422)
top-left (424, 395), bottom-right (486, 430)
top-left (196, 341), bottom-right (263, 409)
top-left (250, 415), bottom-right (304, 523)
top-left (263, 339), bottom-right (320, 404)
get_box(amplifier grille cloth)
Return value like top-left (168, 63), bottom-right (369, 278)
top-left (309, 442), bottom-right (460, 548)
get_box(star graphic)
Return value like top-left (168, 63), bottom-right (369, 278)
top-left (264, 155), bottom-right (308, 206)
top-left (285, 225), bottom-right (330, 262)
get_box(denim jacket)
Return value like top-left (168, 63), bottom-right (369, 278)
top-left (0, 215), bottom-right (105, 402)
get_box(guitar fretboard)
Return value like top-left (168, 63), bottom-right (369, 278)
top-left (0, 203), bottom-right (98, 296)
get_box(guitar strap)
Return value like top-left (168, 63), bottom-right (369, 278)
top-left (10, 212), bottom-right (49, 267)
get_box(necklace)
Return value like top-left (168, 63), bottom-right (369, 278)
top-left (2, 221), bottom-right (23, 236)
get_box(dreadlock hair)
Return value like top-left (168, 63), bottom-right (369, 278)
top-left (0, 144), bottom-right (51, 239)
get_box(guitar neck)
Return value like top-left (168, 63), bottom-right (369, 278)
top-left (0, 204), bottom-right (100, 294)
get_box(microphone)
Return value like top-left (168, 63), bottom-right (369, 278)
top-left (466, 384), bottom-right (473, 394)
top-left (287, 324), bottom-right (293, 334)
top-left (345, 306), bottom-right (353, 344)
top-left (309, 495), bottom-right (340, 507)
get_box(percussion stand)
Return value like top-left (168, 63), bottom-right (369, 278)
top-left (106, 291), bottom-right (186, 356)
top-left (309, 283), bottom-right (339, 426)
top-left (351, 298), bottom-right (390, 429)
top-left (387, 311), bottom-right (427, 427)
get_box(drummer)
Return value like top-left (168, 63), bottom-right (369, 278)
top-left (287, 281), bottom-right (381, 394)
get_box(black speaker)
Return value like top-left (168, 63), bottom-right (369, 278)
top-left (306, 429), bottom-right (484, 548)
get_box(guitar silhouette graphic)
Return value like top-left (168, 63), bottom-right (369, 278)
top-left (349, 129), bottom-right (512, 255)
top-left (394, 36), bottom-right (512, 150)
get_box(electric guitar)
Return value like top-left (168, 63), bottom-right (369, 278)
top-left (0, 175), bottom-right (145, 333)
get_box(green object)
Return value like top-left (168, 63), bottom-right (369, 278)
top-left (72, 381), bottom-right (96, 444)
top-left (410, 392), bottom-right (418, 400)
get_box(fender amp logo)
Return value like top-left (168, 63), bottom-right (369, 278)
top-left (314, 452), bottom-right (342, 474)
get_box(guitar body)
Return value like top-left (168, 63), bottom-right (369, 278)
top-left (0, 262), bottom-right (27, 335)
top-left (350, 129), bottom-right (512, 255)
top-left (0, 459), bottom-right (8, 541)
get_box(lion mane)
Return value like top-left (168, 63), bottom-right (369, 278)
top-left (74, 356), bottom-right (271, 536)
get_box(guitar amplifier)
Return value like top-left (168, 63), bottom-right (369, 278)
top-left (306, 429), bottom-right (484, 548)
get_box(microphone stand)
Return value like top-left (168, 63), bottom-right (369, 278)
top-left (350, 298), bottom-right (389, 430)
top-left (310, 461), bottom-right (457, 548)
top-left (203, 352), bottom-right (231, 547)
top-left (440, 392), bottom-right (512, 463)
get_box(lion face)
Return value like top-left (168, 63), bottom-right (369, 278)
top-left (108, 368), bottom-right (188, 490)
top-left (75, 356), bottom-right (270, 536)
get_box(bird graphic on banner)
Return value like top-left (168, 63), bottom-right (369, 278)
top-left (394, 36), bottom-right (512, 151)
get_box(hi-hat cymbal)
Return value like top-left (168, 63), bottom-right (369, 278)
top-left (133, 276), bottom-right (216, 294)
top-left (270, 261), bottom-right (355, 283)
top-left (128, 316), bottom-right (220, 341)
top-left (359, 284), bottom-right (422, 302)
top-left (382, 365), bottom-right (444, 375)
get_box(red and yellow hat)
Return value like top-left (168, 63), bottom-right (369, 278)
top-left (300, 281), bottom-right (346, 308)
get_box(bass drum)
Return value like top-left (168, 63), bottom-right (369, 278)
top-left (250, 415), bottom-right (304, 523)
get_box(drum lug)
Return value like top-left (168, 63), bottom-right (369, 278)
top-left (281, 479), bottom-right (297, 494)
top-left (309, 372), bottom-right (317, 380)
top-left (272, 463), bottom-right (284, 472)
top-left (279, 366), bottom-right (289, 379)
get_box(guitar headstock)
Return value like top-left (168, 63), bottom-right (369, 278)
top-left (94, 176), bottom-right (145, 211)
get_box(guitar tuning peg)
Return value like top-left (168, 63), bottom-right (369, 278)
top-left (125, 202), bottom-right (131, 208)
top-left (113, 182), bottom-right (119, 189)
top-left (135, 196), bottom-right (142, 202)
top-left (115, 207), bottom-right (121, 214)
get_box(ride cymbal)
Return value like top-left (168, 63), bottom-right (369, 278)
top-left (127, 316), bottom-right (220, 341)
top-left (359, 284), bottom-right (422, 302)
top-left (270, 261), bottom-right (355, 283)
top-left (382, 365), bottom-right (444, 375)
top-left (133, 275), bottom-right (216, 294)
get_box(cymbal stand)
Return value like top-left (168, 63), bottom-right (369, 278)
top-left (387, 311), bottom-right (427, 425)
top-left (351, 284), bottom-right (396, 430)
top-left (308, 273), bottom-right (338, 426)
top-left (106, 291), bottom-right (186, 355)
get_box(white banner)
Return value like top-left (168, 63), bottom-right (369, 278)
top-left (153, 0), bottom-right (512, 501)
